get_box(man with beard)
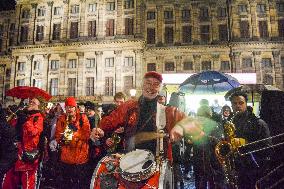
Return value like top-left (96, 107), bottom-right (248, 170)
top-left (2, 98), bottom-right (44, 189)
top-left (98, 71), bottom-right (186, 158)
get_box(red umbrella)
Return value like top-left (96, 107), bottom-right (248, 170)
top-left (6, 86), bottom-right (52, 101)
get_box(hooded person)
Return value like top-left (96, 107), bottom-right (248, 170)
top-left (54, 97), bottom-right (91, 188)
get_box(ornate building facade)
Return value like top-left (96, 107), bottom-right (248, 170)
top-left (0, 0), bottom-right (284, 103)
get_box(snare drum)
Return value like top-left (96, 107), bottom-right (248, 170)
top-left (119, 149), bottom-right (156, 182)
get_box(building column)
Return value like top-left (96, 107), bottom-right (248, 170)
top-left (95, 51), bottom-right (103, 94)
top-left (27, 55), bottom-right (34, 87)
top-left (76, 52), bottom-right (84, 96)
top-left (62, 0), bottom-right (70, 40)
top-left (211, 53), bottom-right (220, 71)
top-left (116, 0), bottom-right (123, 36)
top-left (175, 55), bottom-right (183, 72)
top-left (174, 4), bottom-right (181, 45)
top-left (43, 54), bottom-right (50, 92)
top-left (134, 49), bottom-right (143, 90)
top-left (47, 1), bottom-right (54, 43)
top-left (79, 0), bottom-right (86, 37)
top-left (191, 3), bottom-right (199, 43)
top-left (31, 3), bottom-right (38, 44)
top-left (253, 51), bottom-right (262, 82)
top-left (135, 1), bottom-right (145, 38)
top-left (249, 0), bottom-right (259, 40)
top-left (114, 50), bottom-right (123, 93)
top-left (232, 51), bottom-right (241, 73)
top-left (156, 5), bottom-right (163, 45)
top-left (97, 2), bottom-right (104, 38)
top-left (193, 54), bottom-right (201, 72)
top-left (210, 3), bottom-right (218, 42)
top-left (59, 53), bottom-right (67, 95)
top-left (272, 50), bottom-right (282, 87)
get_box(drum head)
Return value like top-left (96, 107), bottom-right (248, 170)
top-left (120, 149), bottom-right (154, 173)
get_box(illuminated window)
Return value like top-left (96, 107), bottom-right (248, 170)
top-left (38, 7), bottom-right (46, 17)
top-left (54, 7), bottom-right (61, 15)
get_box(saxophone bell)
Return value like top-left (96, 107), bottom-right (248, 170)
top-left (63, 115), bottom-right (75, 145)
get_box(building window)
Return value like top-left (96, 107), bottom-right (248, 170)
top-left (106, 19), bottom-right (114, 36)
top-left (202, 61), bottom-right (211, 70)
top-left (165, 62), bottom-right (175, 71)
top-left (200, 7), bottom-right (209, 21)
top-left (165, 27), bottom-right (174, 44)
top-left (18, 62), bottom-right (25, 71)
top-left (147, 11), bottom-right (155, 20)
top-left (89, 3), bottom-right (97, 12)
top-left (0, 39), bottom-right (2, 52)
top-left (20, 26), bottom-right (29, 42)
top-left (33, 79), bottom-right (42, 88)
top-left (217, 7), bottom-right (227, 18)
top-left (86, 77), bottom-right (94, 96)
top-left (105, 77), bottom-right (114, 96)
top-left (52, 23), bottom-right (61, 40)
top-left (123, 76), bottom-right (133, 94)
top-left (278, 20), bottom-right (284, 37)
top-left (54, 7), bottom-right (61, 15)
top-left (242, 58), bottom-right (252, 68)
top-left (164, 11), bottom-right (173, 19)
top-left (257, 4), bottom-right (266, 14)
top-left (261, 58), bottom-right (272, 68)
top-left (281, 56), bottom-right (284, 67)
top-left (147, 28), bottom-right (155, 44)
top-left (50, 78), bottom-right (58, 96)
top-left (147, 63), bottom-right (156, 71)
top-left (183, 61), bottom-right (193, 70)
top-left (238, 4), bottom-right (247, 13)
top-left (50, 60), bottom-right (59, 70)
top-left (200, 25), bottom-right (210, 43)
top-left (259, 21), bottom-right (268, 38)
top-left (88, 20), bottom-right (96, 37)
top-left (219, 24), bottom-right (228, 41)
top-left (124, 57), bottom-right (134, 67)
top-left (37, 8), bottom-right (46, 17)
top-left (277, 3), bottom-right (284, 12)
top-left (181, 9), bottom-right (190, 20)
top-left (9, 23), bottom-right (15, 32)
top-left (106, 2), bottom-right (115, 11)
top-left (70, 22), bottom-right (79, 39)
top-left (240, 21), bottom-right (250, 38)
top-left (68, 78), bottom-right (76, 96)
top-left (22, 9), bottom-right (30, 19)
top-left (0, 25), bottom-right (3, 36)
top-left (125, 18), bottom-right (133, 35)
top-left (86, 58), bottom-right (95, 68)
top-left (263, 74), bottom-right (273, 85)
top-left (182, 26), bottom-right (192, 43)
top-left (33, 61), bottom-right (41, 70)
top-left (70, 5), bottom-right (80, 14)
top-left (220, 61), bottom-right (230, 71)
top-left (17, 79), bottom-right (25, 86)
top-left (36, 25), bottom-right (44, 41)
top-left (124, 0), bottom-right (134, 9)
top-left (68, 59), bottom-right (77, 68)
top-left (105, 57), bottom-right (114, 67)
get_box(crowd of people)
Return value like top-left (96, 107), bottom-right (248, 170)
top-left (0, 71), bottom-right (274, 189)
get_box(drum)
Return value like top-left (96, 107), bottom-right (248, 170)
top-left (119, 149), bottom-right (156, 182)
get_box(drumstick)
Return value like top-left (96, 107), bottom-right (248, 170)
top-left (134, 132), bottom-right (168, 145)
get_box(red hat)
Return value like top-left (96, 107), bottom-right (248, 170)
top-left (144, 71), bottom-right (163, 82)
top-left (65, 97), bottom-right (77, 107)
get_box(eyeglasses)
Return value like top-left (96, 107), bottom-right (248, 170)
top-left (144, 81), bottom-right (161, 88)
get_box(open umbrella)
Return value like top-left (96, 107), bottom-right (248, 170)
top-left (224, 84), bottom-right (281, 104)
top-left (6, 86), bottom-right (52, 101)
top-left (179, 71), bottom-right (240, 94)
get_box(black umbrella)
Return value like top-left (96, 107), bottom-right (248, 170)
top-left (179, 71), bottom-right (240, 94)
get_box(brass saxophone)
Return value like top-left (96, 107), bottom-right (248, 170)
top-left (215, 112), bottom-right (245, 189)
top-left (108, 132), bottom-right (121, 153)
top-left (62, 115), bottom-right (74, 145)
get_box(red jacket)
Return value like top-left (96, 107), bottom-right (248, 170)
top-left (99, 99), bottom-right (185, 161)
top-left (15, 111), bottom-right (44, 171)
top-left (55, 112), bottom-right (90, 165)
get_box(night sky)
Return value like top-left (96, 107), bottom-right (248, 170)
top-left (0, 0), bottom-right (16, 11)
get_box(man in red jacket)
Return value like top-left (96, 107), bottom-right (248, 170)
top-left (2, 98), bottom-right (44, 189)
top-left (99, 71), bottom-right (186, 159)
